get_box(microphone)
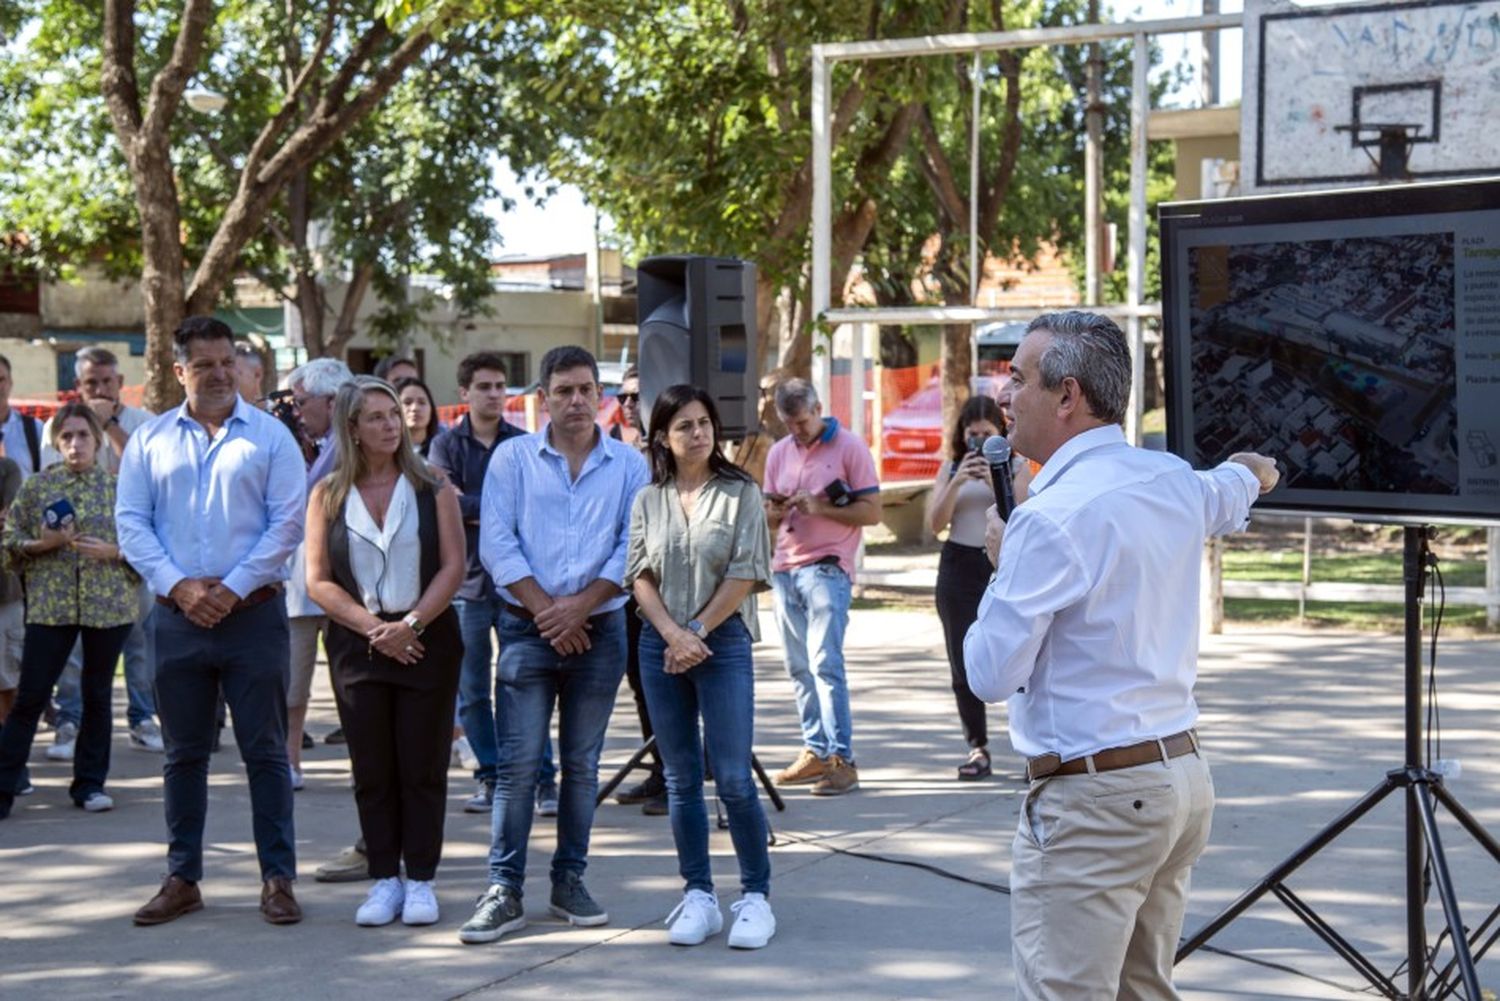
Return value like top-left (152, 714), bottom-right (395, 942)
top-left (981, 435), bottom-right (1017, 521)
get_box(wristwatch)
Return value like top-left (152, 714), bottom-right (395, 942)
top-left (402, 612), bottom-right (425, 636)
top-left (686, 619), bottom-right (708, 639)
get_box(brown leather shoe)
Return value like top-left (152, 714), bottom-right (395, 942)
top-left (260, 876), bottom-right (302, 925)
top-left (134, 875), bottom-right (203, 926)
top-left (774, 748), bottom-right (827, 786)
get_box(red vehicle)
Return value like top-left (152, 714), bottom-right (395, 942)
top-left (880, 374), bottom-right (1012, 480)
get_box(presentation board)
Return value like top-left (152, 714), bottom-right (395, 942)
top-left (1161, 178), bottom-right (1500, 523)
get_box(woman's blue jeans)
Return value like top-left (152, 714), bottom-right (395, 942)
top-left (639, 614), bottom-right (770, 897)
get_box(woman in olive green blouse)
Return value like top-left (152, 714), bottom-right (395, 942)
top-left (0, 403), bottom-right (138, 819)
top-left (624, 384), bottom-right (776, 950)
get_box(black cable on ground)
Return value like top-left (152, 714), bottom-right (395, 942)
top-left (771, 806), bottom-right (1371, 995)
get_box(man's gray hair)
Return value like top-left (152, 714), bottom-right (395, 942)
top-left (288, 357), bottom-right (354, 397)
top-left (774, 377), bottom-right (819, 416)
top-left (74, 345), bottom-right (120, 377)
top-left (1026, 311), bottom-right (1132, 425)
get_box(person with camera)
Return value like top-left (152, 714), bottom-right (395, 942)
top-left (926, 395), bottom-right (1032, 781)
top-left (281, 359), bottom-right (354, 785)
top-left (305, 377), bottom-right (466, 928)
top-left (625, 384), bottom-right (775, 948)
top-left (763, 378), bottom-right (881, 797)
top-left (0, 403), bottom-right (138, 820)
top-left (962, 311), bottom-right (1279, 998)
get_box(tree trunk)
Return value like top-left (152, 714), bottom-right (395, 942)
top-left (323, 260), bottom-right (375, 360)
top-left (940, 323), bottom-right (972, 447)
top-left (135, 147), bottom-right (188, 413)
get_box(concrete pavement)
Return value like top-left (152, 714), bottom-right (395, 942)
top-left (2, 605), bottom-right (1498, 999)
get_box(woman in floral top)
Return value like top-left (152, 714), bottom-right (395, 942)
top-left (0, 403), bottom-right (138, 819)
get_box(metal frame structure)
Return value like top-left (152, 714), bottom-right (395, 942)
top-left (809, 12), bottom-right (1242, 443)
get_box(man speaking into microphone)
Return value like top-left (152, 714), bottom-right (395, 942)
top-left (963, 311), bottom-right (1278, 999)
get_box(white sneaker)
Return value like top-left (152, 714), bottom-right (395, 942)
top-left (402, 879), bottom-right (440, 926)
top-left (356, 877), bottom-right (405, 926)
top-left (289, 766), bottom-right (305, 791)
top-left (129, 720), bottom-right (165, 753)
top-left (80, 791), bottom-right (114, 812)
top-left (47, 722), bottom-right (78, 762)
top-left (453, 736), bottom-right (479, 771)
top-left (727, 893), bottom-right (775, 949)
top-left (666, 889), bottom-right (722, 946)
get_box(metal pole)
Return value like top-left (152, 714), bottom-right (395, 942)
top-left (1403, 526), bottom-right (1427, 996)
top-left (1200, 0), bottom-right (1220, 106)
top-left (1300, 517), bottom-right (1312, 625)
top-left (1084, 0), bottom-right (1103, 305)
top-left (1125, 31), bottom-right (1148, 445)
top-left (969, 51), bottom-right (981, 307)
top-left (811, 50), bottom-right (833, 402)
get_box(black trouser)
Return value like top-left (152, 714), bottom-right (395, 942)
top-left (622, 599), bottom-right (663, 778)
top-left (156, 599), bottom-right (295, 882)
top-left (0, 622), bottom-right (132, 812)
top-left (329, 612), bottom-right (461, 882)
top-left (934, 541), bottom-right (992, 750)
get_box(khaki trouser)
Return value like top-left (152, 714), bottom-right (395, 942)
top-left (1011, 750), bottom-right (1214, 1000)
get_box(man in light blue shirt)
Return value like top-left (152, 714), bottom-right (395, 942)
top-left (459, 345), bottom-right (647, 945)
top-left (117, 317), bottom-right (307, 928)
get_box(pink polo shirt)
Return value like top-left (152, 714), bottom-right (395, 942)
top-left (763, 418), bottom-right (880, 578)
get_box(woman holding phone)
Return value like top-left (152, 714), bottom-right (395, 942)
top-left (926, 395), bottom-right (1029, 780)
top-left (624, 384), bottom-right (776, 949)
top-left (0, 402), bottom-right (138, 819)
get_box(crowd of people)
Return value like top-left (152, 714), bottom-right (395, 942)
top-left (0, 309), bottom-right (1280, 996)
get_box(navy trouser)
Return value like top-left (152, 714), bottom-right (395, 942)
top-left (154, 599), bottom-right (295, 882)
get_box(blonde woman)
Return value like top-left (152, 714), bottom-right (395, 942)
top-left (306, 377), bottom-right (465, 928)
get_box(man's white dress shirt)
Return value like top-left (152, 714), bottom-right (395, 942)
top-left (963, 424), bottom-right (1259, 760)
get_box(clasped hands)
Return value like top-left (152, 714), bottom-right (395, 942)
top-left (168, 577), bottom-right (243, 629)
top-left (367, 618), bottom-right (423, 665)
top-left (535, 593), bottom-right (595, 656)
top-left (662, 626), bottom-right (710, 675)
top-left (34, 525), bottom-right (119, 563)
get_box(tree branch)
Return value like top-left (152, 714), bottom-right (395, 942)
top-left (101, 0), bottom-right (143, 146)
top-left (244, 4), bottom-right (340, 181)
top-left (917, 107), bottom-right (966, 229)
top-left (140, 0), bottom-right (216, 142)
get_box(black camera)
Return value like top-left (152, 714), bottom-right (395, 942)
top-left (824, 478), bottom-right (852, 508)
top-left (267, 389), bottom-right (319, 464)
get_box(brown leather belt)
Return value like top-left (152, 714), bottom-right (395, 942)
top-left (1026, 729), bottom-right (1199, 782)
top-left (501, 602), bottom-right (613, 623)
top-left (157, 584), bottom-right (283, 616)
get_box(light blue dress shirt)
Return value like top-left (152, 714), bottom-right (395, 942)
top-left (479, 428), bottom-right (648, 612)
top-left (116, 395), bottom-right (307, 601)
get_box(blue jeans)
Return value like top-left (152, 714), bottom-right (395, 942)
top-left (154, 600), bottom-right (295, 882)
top-left (487, 607), bottom-right (626, 894)
top-left (639, 615), bottom-right (770, 897)
top-left (456, 596), bottom-right (556, 789)
top-left (54, 611), bottom-right (156, 729)
top-left (772, 564), bottom-right (854, 761)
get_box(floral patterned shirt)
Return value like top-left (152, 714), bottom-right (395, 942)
top-left (3, 464), bottom-right (139, 627)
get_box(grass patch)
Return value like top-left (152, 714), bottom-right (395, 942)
top-left (1226, 598), bottom-right (1495, 632)
top-left (1223, 550), bottom-right (1486, 588)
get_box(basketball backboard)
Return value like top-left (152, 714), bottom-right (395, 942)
top-left (1242, 0), bottom-right (1500, 191)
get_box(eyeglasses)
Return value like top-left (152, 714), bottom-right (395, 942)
top-left (618, 393), bottom-right (639, 404)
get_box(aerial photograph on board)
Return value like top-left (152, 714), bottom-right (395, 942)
top-left (1187, 232), bottom-right (1457, 495)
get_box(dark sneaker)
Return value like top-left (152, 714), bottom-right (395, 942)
top-left (549, 872), bottom-right (608, 927)
top-left (464, 781), bottom-right (494, 814)
top-left (614, 772), bottom-right (665, 805)
top-left (300, 731), bottom-right (315, 750)
top-left (325, 727), bottom-right (347, 745)
top-left (458, 885), bottom-right (526, 944)
top-left (535, 784), bottom-right (559, 817)
top-left (641, 792), bottom-right (669, 816)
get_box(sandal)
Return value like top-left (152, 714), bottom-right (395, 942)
top-left (957, 747), bottom-right (992, 781)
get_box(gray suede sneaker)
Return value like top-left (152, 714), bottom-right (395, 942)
top-left (458, 885), bottom-right (526, 944)
top-left (549, 872), bottom-right (608, 927)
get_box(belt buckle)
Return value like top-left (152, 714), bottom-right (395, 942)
top-left (1027, 752), bottom-right (1061, 782)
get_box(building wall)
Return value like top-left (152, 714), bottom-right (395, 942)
top-left (40, 270), bottom-right (143, 329)
top-left (1173, 136), bottom-right (1240, 201)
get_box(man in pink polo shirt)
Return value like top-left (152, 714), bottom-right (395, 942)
top-left (763, 378), bottom-right (882, 796)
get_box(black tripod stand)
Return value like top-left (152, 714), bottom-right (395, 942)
top-left (1176, 526), bottom-right (1500, 998)
top-left (596, 736), bottom-right (786, 814)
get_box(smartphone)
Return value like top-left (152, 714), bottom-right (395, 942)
top-left (764, 491), bottom-right (790, 503)
top-left (43, 497), bottom-right (76, 531)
